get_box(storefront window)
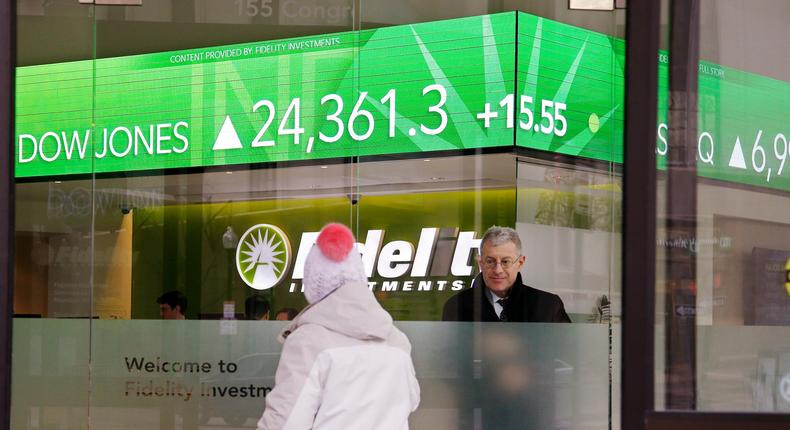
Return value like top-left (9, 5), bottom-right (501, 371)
top-left (12, 1), bottom-right (625, 429)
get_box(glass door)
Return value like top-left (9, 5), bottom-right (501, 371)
top-left (623, 1), bottom-right (790, 429)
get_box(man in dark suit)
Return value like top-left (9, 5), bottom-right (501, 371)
top-left (442, 226), bottom-right (570, 322)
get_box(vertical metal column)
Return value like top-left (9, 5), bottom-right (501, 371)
top-left (665, 0), bottom-right (700, 410)
top-left (622, 1), bottom-right (660, 429)
top-left (0, 0), bottom-right (14, 429)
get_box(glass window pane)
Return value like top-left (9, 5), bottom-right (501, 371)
top-left (656, 0), bottom-right (790, 413)
top-left (13, 2), bottom-right (625, 430)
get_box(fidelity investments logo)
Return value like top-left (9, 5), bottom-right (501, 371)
top-left (236, 224), bottom-right (292, 290)
top-left (235, 224), bottom-right (483, 293)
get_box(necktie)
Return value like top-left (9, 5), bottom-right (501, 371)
top-left (497, 298), bottom-right (508, 321)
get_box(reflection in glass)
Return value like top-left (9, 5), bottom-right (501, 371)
top-left (656, 0), bottom-right (790, 413)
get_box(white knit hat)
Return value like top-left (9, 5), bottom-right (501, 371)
top-left (303, 223), bottom-right (367, 304)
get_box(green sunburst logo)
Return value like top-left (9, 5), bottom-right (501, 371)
top-left (236, 224), bottom-right (291, 290)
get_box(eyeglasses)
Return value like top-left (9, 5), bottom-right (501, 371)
top-left (481, 255), bottom-right (521, 270)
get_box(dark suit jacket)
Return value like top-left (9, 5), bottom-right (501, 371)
top-left (442, 273), bottom-right (571, 322)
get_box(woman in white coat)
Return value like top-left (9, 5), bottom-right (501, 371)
top-left (257, 223), bottom-right (420, 430)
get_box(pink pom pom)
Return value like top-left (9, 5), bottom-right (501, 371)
top-left (316, 223), bottom-right (355, 262)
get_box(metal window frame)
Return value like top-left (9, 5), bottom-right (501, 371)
top-left (0, 0), bottom-right (14, 429)
top-left (646, 411), bottom-right (790, 429)
top-left (622, 1), bottom-right (660, 428)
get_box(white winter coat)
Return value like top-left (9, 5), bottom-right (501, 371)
top-left (257, 281), bottom-right (420, 430)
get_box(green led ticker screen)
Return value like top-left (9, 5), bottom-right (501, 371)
top-left (14, 12), bottom-right (790, 192)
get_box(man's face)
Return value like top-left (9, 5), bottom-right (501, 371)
top-left (477, 241), bottom-right (525, 297)
top-left (275, 312), bottom-right (289, 321)
top-left (159, 304), bottom-right (181, 320)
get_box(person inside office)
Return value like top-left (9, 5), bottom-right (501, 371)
top-left (442, 226), bottom-right (571, 322)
